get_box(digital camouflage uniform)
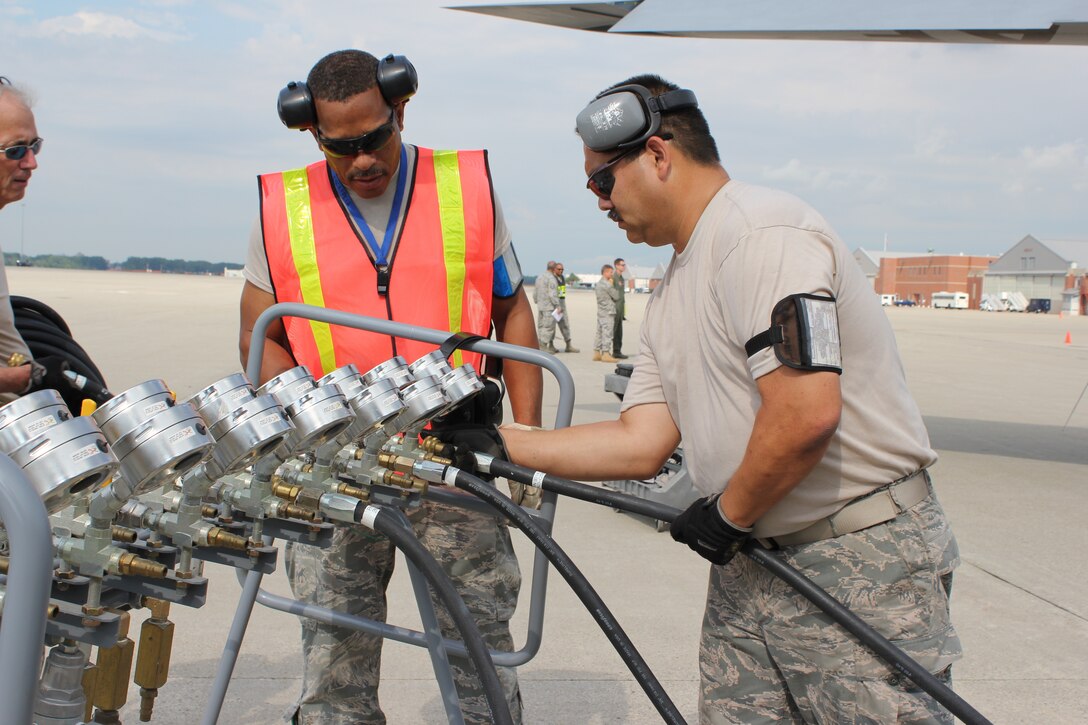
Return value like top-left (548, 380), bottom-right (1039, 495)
top-left (533, 271), bottom-right (559, 351)
top-left (700, 490), bottom-right (961, 725)
top-left (594, 276), bottom-right (619, 354)
top-left (554, 275), bottom-right (575, 349)
top-left (286, 500), bottom-right (522, 725)
top-left (612, 270), bottom-right (626, 356)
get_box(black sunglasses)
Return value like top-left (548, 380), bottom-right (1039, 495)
top-left (585, 133), bottom-right (672, 200)
top-left (318, 112), bottom-right (396, 158)
top-left (586, 146), bottom-right (642, 200)
top-left (1, 137), bottom-right (43, 161)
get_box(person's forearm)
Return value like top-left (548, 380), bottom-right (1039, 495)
top-left (492, 291), bottom-right (543, 426)
top-left (718, 372), bottom-right (841, 527)
top-left (502, 403), bottom-right (680, 481)
top-left (239, 333), bottom-right (297, 385)
top-left (0, 364), bottom-right (31, 394)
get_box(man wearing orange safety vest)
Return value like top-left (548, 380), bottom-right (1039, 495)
top-left (239, 50), bottom-right (542, 725)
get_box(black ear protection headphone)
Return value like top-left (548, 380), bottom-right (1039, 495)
top-left (575, 84), bottom-right (698, 152)
top-left (277, 54), bottom-right (418, 131)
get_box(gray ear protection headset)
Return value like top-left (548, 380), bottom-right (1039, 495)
top-left (575, 84), bottom-right (698, 152)
top-left (277, 54), bottom-right (418, 130)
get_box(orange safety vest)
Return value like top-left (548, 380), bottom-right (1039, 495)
top-left (260, 147), bottom-right (495, 377)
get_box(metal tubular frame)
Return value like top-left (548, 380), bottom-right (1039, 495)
top-left (203, 303), bottom-right (576, 723)
top-left (0, 453), bottom-right (56, 725)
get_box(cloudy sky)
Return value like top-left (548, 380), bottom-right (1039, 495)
top-left (2, 0), bottom-right (1086, 276)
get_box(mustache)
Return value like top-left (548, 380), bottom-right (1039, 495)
top-left (607, 209), bottom-right (622, 222)
top-left (347, 166), bottom-right (384, 181)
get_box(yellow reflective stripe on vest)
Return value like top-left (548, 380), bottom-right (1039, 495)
top-left (433, 150), bottom-right (468, 368)
top-left (282, 168), bottom-right (337, 375)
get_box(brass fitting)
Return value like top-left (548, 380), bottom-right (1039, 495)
top-left (91, 612), bottom-right (133, 712)
top-left (46, 602), bottom-right (59, 619)
top-left (295, 487), bottom-right (324, 511)
top-left (279, 502), bottom-right (319, 521)
top-left (110, 526), bottom-right (138, 544)
top-left (377, 452), bottom-right (417, 474)
top-left (82, 663), bottom-right (98, 723)
top-left (336, 481), bottom-right (370, 501)
top-left (0, 556), bottom-right (7, 575)
top-left (271, 480), bottom-right (303, 502)
top-left (420, 436), bottom-right (449, 456)
top-left (201, 504), bottom-right (219, 518)
top-left (206, 527), bottom-right (249, 551)
top-left (427, 454), bottom-right (453, 466)
top-left (381, 470), bottom-right (427, 495)
top-left (117, 553), bottom-right (168, 579)
top-left (134, 598), bottom-right (174, 723)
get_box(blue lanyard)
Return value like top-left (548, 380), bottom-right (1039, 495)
top-left (330, 144), bottom-right (408, 266)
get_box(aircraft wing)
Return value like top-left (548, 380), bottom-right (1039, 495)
top-left (452, 0), bottom-right (1088, 45)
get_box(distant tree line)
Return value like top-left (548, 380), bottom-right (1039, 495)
top-left (4, 253), bottom-right (243, 275)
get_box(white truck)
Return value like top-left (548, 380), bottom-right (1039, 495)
top-left (931, 291), bottom-right (969, 309)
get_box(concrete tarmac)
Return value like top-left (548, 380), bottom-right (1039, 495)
top-left (6, 267), bottom-right (1088, 724)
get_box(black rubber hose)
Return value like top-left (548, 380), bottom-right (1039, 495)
top-left (482, 457), bottom-right (992, 725)
top-left (14, 314), bottom-right (107, 385)
top-left (450, 468), bottom-right (687, 725)
top-left (11, 295), bottom-right (71, 336)
top-left (358, 503), bottom-right (514, 725)
top-left (16, 325), bottom-right (102, 375)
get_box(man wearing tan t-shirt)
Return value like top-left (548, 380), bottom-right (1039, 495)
top-left (498, 75), bottom-right (962, 723)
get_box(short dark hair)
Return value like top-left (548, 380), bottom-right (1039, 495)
top-left (601, 264), bottom-right (613, 274)
top-left (614, 257), bottom-right (625, 266)
top-left (605, 74), bottom-right (719, 164)
top-left (307, 50), bottom-right (380, 103)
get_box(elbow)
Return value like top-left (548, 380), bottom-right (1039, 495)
top-left (802, 406), bottom-right (841, 455)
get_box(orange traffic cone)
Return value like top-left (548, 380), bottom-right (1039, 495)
top-left (1065, 331), bottom-right (1072, 345)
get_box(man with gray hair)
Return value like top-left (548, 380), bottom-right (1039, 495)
top-left (0, 77), bottom-right (42, 399)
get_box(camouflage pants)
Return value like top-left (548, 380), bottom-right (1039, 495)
top-left (536, 308), bottom-right (557, 347)
top-left (556, 300), bottom-right (573, 344)
top-left (594, 314), bottom-right (615, 354)
top-left (700, 492), bottom-right (962, 724)
top-left (285, 501), bottom-right (523, 725)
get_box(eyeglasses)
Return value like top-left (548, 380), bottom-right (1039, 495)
top-left (1, 137), bottom-right (43, 161)
top-left (585, 133), bottom-right (672, 200)
top-left (318, 112), bottom-right (396, 158)
top-left (585, 146), bottom-right (642, 200)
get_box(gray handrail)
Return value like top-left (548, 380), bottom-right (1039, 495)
top-left (0, 453), bottom-right (55, 725)
top-left (205, 303), bottom-right (575, 722)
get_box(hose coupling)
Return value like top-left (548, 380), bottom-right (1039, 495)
top-left (111, 525), bottom-right (138, 544)
top-left (319, 493), bottom-right (361, 523)
top-left (473, 452), bottom-right (495, 475)
top-left (206, 527), bottom-right (249, 551)
top-left (118, 553), bottom-right (168, 579)
top-left (271, 480), bottom-right (304, 502)
top-left (336, 481), bottom-right (370, 501)
top-left (412, 459), bottom-right (449, 484)
top-left (377, 452), bottom-right (416, 474)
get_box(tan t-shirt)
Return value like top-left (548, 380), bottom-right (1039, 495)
top-left (621, 180), bottom-right (936, 538)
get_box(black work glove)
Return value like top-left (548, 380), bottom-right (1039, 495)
top-left (25, 356), bottom-right (72, 394)
top-left (670, 494), bottom-right (752, 566)
top-left (423, 423), bottom-right (508, 482)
